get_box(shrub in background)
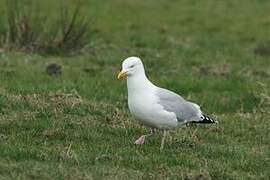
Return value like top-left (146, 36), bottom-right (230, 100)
top-left (0, 0), bottom-right (91, 55)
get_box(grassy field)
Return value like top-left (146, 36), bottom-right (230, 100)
top-left (0, 0), bottom-right (270, 179)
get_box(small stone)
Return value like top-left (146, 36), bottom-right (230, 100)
top-left (46, 62), bottom-right (62, 75)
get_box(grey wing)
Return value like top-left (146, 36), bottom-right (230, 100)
top-left (156, 88), bottom-right (201, 122)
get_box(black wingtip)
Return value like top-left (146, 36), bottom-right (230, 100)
top-left (191, 114), bottom-right (217, 124)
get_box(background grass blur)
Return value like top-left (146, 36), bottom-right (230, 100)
top-left (0, 0), bottom-right (269, 179)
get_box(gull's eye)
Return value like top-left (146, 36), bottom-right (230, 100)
top-left (130, 65), bottom-right (135, 68)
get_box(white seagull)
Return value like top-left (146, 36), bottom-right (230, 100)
top-left (117, 57), bottom-right (217, 150)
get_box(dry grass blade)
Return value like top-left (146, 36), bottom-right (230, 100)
top-left (57, 4), bottom-right (91, 52)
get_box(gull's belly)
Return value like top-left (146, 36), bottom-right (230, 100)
top-left (128, 94), bottom-right (178, 129)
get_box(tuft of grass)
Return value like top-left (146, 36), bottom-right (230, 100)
top-left (0, 0), bottom-right (92, 55)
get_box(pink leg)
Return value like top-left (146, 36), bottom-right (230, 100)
top-left (134, 135), bottom-right (146, 145)
top-left (134, 128), bottom-right (155, 145)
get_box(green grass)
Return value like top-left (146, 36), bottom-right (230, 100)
top-left (0, 0), bottom-right (270, 179)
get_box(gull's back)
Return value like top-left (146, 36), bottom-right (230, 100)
top-left (156, 87), bottom-right (202, 123)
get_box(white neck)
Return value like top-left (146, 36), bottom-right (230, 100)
top-left (126, 72), bottom-right (155, 96)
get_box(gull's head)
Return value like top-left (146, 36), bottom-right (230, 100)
top-left (117, 57), bottom-right (144, 79)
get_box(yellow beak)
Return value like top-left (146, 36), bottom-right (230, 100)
top-left (117, 70), bottom-right (127, 79)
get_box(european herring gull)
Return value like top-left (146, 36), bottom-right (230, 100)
top-left (117, 57), bottom-right (216, 150)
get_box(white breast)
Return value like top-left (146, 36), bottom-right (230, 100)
top-left (128, 87), bottom-right (178, 129)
